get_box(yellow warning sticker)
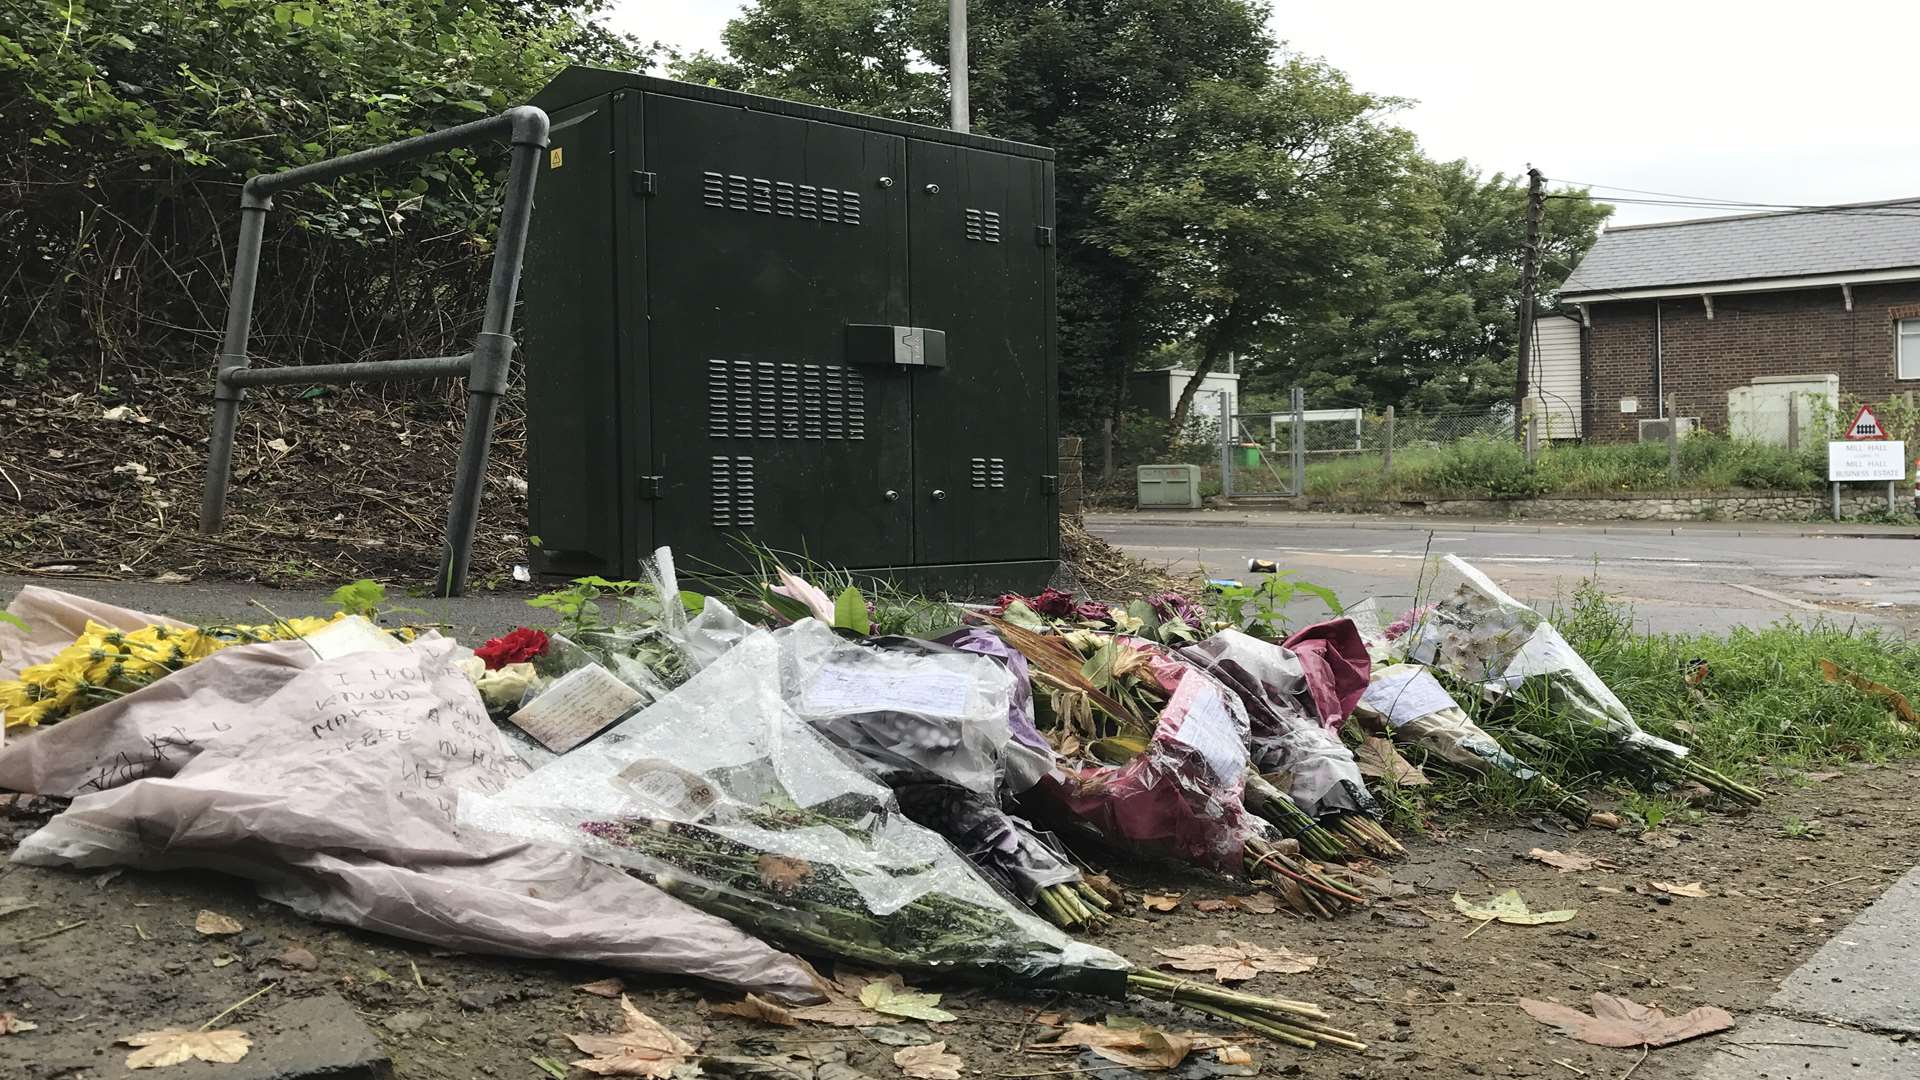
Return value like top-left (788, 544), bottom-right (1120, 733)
top-left (548, 147), bottom-right (564, 170)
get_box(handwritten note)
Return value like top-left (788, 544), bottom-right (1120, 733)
top-left (1168, 683), bottom-right (1246, 783)
top-left (802, 664), bottom-right (972, 717)
top-left (508, 664), bottom-right (644, 754)
top-left (1361, 665), bottom-right (1458, 726)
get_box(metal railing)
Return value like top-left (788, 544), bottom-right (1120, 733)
top-left (198, 106), bottom-right (550, 597)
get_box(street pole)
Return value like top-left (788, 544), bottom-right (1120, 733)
top-left (949, 0), bottom-right (969, 133)
top-left (1381, 405), bottom-right (1394, 476)
top-left (1218, 390), bottom-right (1233, 499)
top-left (1514, 166), bottom-right (1546, 439)
top-left (1666, 392), bottom-right (1680, 476)
top-left (1290, 386), bottom-right (1306, 501)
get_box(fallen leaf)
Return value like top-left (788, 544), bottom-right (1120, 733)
top-left (1518, 993), bottom-right (1734, 1048)
top-left (1649, 881), bottom-right (1709, 898)
top-left (1140, 894), bottom-right (1182, 912)
top-left (194, 910), bottom-right (243, 936)
top-left (790, 1001), bottom-right (885, 1028)
top-left (758, 854), bottom-right (814, 894)
top-left (1354, 736), bottom-right (1430, 786)
top-left (277, 946), bottom-right (319, 971)
top-left (1819, 658), bottom-right (1919, 727)
top-left (578, 978), bottom-right (627, 998)
top-left (121, 1028), bottom-right (252, 1068)
top-left (1528, 849), bottom-right (1609, 874)
top-left (1229, 894), bottom-right (1277, 915)
top-left (1, 1013), bottom-right (37, 1035)
top-left (1153, 942), bottom-right (1318, 983)
top-left (265, 437), bottom-right (291, 454)
top-left (712, 994), bottom-right (799, 1028)
top-left (892, 1041), bottom-right (963, 1080)
top-left (1083, 874), bottom-right (1124, 904)
top-left (859, 979), bottom-right (955, 1023)
top-left (212, 955), bottom-right (237, 968)
top-left (0, 897), bottom-right (39, 919)
top-left (569, 995), bottom-right (699, 1077)
top-left (1192, 899), bottom-right (1231, 913)
top-left (1452, 890), bottom-right (1576, 926)
top-left (1213, 1046), bottom-right (1253, 1066)
top-left (1032, 1012), bottom-right (1064, 1028)
top-left (1637, 831), bottom-right (1681, 850)
top-left (1037, 1021), bottom-right (1229, 1070)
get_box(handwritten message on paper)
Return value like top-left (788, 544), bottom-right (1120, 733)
top-left (508, 664), bottom-right (644, 754)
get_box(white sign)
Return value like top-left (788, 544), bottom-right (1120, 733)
top-left (1828, 440), bottom-right (1908, 482)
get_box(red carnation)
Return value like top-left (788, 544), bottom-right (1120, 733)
top-left (475, 627), bottom-right (549, 670)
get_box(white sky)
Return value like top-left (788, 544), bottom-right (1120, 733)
top-left (606, 0), bottom-right (1920, 226)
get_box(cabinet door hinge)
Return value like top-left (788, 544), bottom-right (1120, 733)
top-left (1034, 225), bottom-right (1056, 247)
top-left (1042, 474), bottom-right (1060, 494)
top-left (631, 171), bottom-right (658, 196)
top-left (639, 475), bottom-right (664, 499)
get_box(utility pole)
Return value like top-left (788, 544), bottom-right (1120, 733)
top-left (949, 0), bottom-right (970, 132)
top-left (1513, 166), bottom-right (1546, 438)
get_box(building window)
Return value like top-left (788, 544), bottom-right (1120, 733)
top-left (1901, 319), bottom-right (1920, 379)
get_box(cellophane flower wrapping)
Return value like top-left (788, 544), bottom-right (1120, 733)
top-left (459, 629), bottom-right (1128, 995)
top-left (1400, 555), bottom-right (1689, 761)
top-left (1355, 663), bottom-right (1547, 782)
top-left (1179, 629), bottom-right (1380, 821)
top-left (782, 621), bottom-right (1081, 902)
top-left (1033, 662), bottom-right (1260, 874)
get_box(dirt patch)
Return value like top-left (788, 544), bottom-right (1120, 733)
top-left (3, 768), bottom-right (1913, 1079)
top-left (0, 371), bottom-right (530, 592)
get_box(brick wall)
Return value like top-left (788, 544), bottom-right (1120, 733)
top-left (1582, 281), bottom-right (1920, 442)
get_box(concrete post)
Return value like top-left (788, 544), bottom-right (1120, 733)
top-left (1290, 386), bottom-right (1306, 501)
top-left (1381, 405), bottom-right (1395, 475)
top-left (1787, 393), bottom-right (1800, 452)
top-left (1667, 393), bottom-right (1680, 476)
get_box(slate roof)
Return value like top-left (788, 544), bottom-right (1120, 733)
top-left (1558, 198), bottom-right (1920, 298)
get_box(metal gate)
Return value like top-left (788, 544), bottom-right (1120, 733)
top-left (1219, 387), bottom-right (1304, 499)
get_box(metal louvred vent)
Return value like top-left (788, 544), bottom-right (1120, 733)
top-left (706, 360), bottom-right (867, 441)
top-left (710, 456), bottom-right (756, 527)
top-left (726, 174), bottom-right (749, 211)
top-left (702, 172), bottom-right (725, 207)
top-left (964, 208), bottom-right (1002, 243)
top-left (970, 457), bottom-right (1007, 488)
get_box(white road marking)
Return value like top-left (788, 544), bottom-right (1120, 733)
top-left (1726, 582), bottom-right (1826, 613)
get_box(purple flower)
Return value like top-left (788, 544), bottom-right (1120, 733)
top-left (1147, 592), bottom-right (1202, 626)
top-left (1073, 600), bottom-right (1115, 624)
top-left (1384, 604), bottom-right (1434, 641)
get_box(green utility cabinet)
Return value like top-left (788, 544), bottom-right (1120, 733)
top-left (522, 69), bottom-right (1058, 590)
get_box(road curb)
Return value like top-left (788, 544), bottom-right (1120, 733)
top-left (1085, 513), bottom-right (1920, 541)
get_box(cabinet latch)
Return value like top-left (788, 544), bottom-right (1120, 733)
top-left (639, 475), bottom-right (664, 499)
top-left (631, 171), bottom-right (658, 196)
top-left (1034, 225), bottom-right (1056, 247)
top-left (1042, 474), bottom-right (1059, 493)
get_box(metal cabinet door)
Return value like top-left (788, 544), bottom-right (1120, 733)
top-left (907, 142), bottom-right (1054, 565)
top-left (638, 95), bottom-right (913, 572)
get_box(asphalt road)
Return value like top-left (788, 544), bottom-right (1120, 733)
top-left (1087, 515), bottom-right (1920, 635)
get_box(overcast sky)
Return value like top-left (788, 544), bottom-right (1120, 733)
top-left (606, 1), bottom-right (1920, 227)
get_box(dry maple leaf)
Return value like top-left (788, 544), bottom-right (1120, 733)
top-left (1228, 894), bottom-right (1278, 915)
top-left (193, 910), bottom-right (243, 936)
top-left (578, 978), bottom-right (627, 999)
top-left (121, 1027), bottom-right (252, 1068)
top-left (1192, 899), bottom-right (1230, 913)
top-left (1213, 1046), bottom-right (1253, 1066)
top-left (892, 1040), bottom-right (964, 1080)
top-left (1036, 1022), bottom-right (1229, 1070)
top-left (568, 995), bottom-right (699, 1077)
top-left (1153, 942), bottom-right (1317, 983)
top-left (712, 994), bottom-right (799, 1028)
top-left (1528, 849), bottom-right (1608, 874)
top-left (1518, 993), bottom-right (1734, 1048)
top-left (1452, 890), bottom-right (1576, 926)
top-left (1649, 881), bottom-right (1709, 898)
top-left (789, 973), bottom-right (884, 1027)
top-left (1140, 893), bottom-right (1182, 912)
top-left (859, 978), bottom-right (955, 1022)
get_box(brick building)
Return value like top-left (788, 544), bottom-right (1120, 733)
top-left (1557, 199), bottom-right (1920, 442)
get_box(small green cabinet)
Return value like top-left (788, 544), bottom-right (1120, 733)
top-left (522, 69), bottom-right (1057, 591)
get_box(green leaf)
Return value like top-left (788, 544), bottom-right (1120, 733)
top-left (327, 580), bottom-right (385, 620)
top-left (291, 5), bottom-right (315, 27)
top-left (832, 586), bottom-right (870, 635)
top-left (760, 586), bottom-right (813, 625)
top-left (1127, 598), bottom-right (1160, 630)
top-left (1090, 734), bottom-right (1150, 764)
top-left (678, 590), bottom-right (707, 615)
top-left (1081, 642), bottom-right (1118, 689)
top-left (858, 980), bottom-right (955, 1023)
top-left (0, 611), bottom-right (26, 633)
top-left (1295, 581), bottom-right (1344, 616)
top-left (999, 601), bottom-right (1046, 632)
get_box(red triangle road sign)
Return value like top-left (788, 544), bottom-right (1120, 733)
top-left (1846, 404), bottom-right (1888, 440)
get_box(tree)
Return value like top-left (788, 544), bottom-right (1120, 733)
top-left (1249, 161), bottom-right (1610, 413)
top-left (1096, 59), bottom-right (1424, 434)
top-left (672, 0), bottom-right (1277, 432)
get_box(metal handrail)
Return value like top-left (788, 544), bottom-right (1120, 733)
top-left (198, 106), bottom-right (550, 597)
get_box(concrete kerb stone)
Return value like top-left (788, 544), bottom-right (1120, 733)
top-left (1085, 512), bottom-right (1920, 542)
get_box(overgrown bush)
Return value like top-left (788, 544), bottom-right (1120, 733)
top-left (0, 0), bottom-right (646, 374)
